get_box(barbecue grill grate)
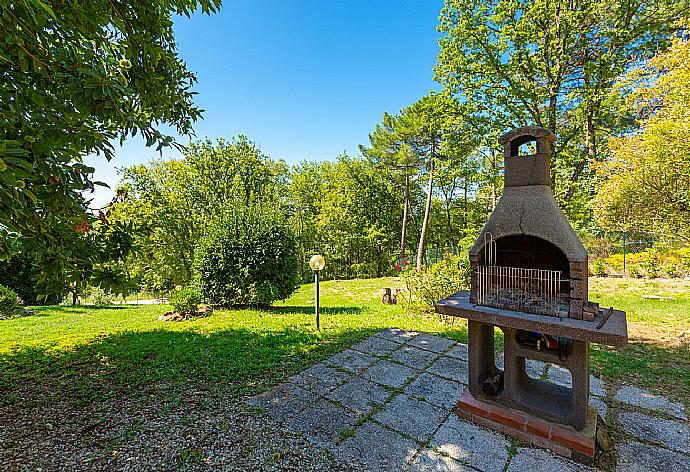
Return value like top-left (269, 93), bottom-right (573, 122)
top-left (475, 265), bottom-right (564, 317)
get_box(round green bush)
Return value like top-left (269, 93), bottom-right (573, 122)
top-left (89, 286), bottom-right (114, 306)
top-left (171, 286), bottom-right (202, 314)
top-left (194, 210), bottom-right (300, 307)
top-left (628, 265), bottom-right (642, 278)
top-left (0, 284), bottom-right (18, 315)
top-left (591, 259), bottom-right (607, 277)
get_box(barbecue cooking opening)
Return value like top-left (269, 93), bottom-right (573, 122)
top-left (482, 235), bottom-right (569, 274)
top-left (476, 235), bottom-right (571, 317)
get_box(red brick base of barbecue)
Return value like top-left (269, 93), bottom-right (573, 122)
top-left (457, 388), bottom-right (597, 464)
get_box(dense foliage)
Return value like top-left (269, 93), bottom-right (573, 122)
top-left (435, 0), bottom-right (689, 224)
top-left (0, 251), bottom-right (54, 305)
top-left (113, 137), bottom-right (286, 291)
top-left (289, 156), bottom-right (404, 280)
top-left (400, 253), bottom-right (471, 311)
top-left (0, 284), bottom-right (17, 316)
top-left (171, 286), bottom-right (202, 314)
top-left (593, 33), bottom-right (690, 242)
top-left (194, 208), bottom-right (299, 307)
top-left (0, 0), bottom-right (220, 299)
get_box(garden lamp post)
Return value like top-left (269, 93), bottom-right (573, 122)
top-left (309, 254), bottom-right (325, 330)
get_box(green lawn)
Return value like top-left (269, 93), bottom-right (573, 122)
top-left (0, 277), bottom-right (688, 409)
top-left (588, 277), bottom-right (690, 404)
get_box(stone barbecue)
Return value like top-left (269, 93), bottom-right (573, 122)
top-left (435, 126), bottom-right (628, 463)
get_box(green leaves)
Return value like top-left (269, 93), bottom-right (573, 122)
top-left (0, 0), bottom-right (221, 274)
top-left (435, 0), bottom-right (690, 223)
top-left (112, 137), bottom-right (287, 292)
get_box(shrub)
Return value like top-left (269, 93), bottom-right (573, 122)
top-left (664, 264), bottom-right (677, 278)
top-left (0, 285), bottom-right (18, 316)
top-left (194, 208), bottom-right (300, 307)
top-left (591, 259), bottom-right (607, 277)
top-left (628, 265), bottom-right (642, 278)
top-left (401, 253), bottom-right (470, 311)
top-left (89, 286), bottom-right (114, 306)
top-left (643, 255), bottom-right (660, 278)
top-left (0, 253), bottom-right (62, 305)
top-left (171, 286), bottom-right (202, 314)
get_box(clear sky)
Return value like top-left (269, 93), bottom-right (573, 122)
top-left (85, 0), bottom-right (444, 207)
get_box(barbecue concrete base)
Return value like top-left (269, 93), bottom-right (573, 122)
top-left (458, 388), bottom-right (598, 464)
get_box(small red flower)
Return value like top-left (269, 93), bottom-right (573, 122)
top-left (402, 259), bottom-right (408, 264)
top-left (395, 264), bottom-right (401, 271)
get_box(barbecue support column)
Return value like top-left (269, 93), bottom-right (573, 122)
top-left (467, 320), bottom-right (497, 400)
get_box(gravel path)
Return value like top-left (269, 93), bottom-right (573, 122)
top-left (0, 385), bottom-right (354, 471)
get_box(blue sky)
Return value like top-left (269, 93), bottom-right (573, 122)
top-left (85, 1), bottom-right (443, 207)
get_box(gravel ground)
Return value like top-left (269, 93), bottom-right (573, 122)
top-left (0, 385), bottom-right (354, 471)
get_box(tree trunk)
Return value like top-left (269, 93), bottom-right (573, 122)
top-left (463, 178), bottom-right (468, 236)
top-left (72, 290), bottom-right (77, 306)
top-left (399, 172), bottom-right (410, 262)
top-left (416, 158), bottom-right (435, 271)
top-left (490, 148), bottom-right (498, 209)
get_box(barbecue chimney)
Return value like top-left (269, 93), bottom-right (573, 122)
top-left (468, 127), bottom-right (588, 319)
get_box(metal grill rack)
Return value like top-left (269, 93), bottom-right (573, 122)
top-left (475, 265), bottom-right (565, 317)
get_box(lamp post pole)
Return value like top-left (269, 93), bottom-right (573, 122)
top-left (315, 269), bottom-right (320, 331)
top-left (309, 254), bottom-right (325, 331)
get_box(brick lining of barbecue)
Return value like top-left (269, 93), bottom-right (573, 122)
top-left (457, 388), bottom-right (596, 462)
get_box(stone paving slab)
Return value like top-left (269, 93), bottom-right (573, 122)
top-left (288, 362), bottom-right (353, 393)
top-left (352, 336), bottom-right (402, 357)
top-left (506, 447), bottom-right (596, 472)
top-left (546, 364), bottom-right (572, 387)
top-left (589, 396), bottom-right (608, 418)
top-left (496, 354), bottom-right (545, 379)
top-left (373, 394), bottom-right (449, 442)
top-left (335, 422), bottom-right (419, 472)
top-left (375, 328), bottom-right (419, 344)
top-left (326, 376), bottom-right (390, 414)
top-left (245, 382), bottom-right (317, 422)
top-left (248, 331), bottom-right (689, 471)
top-left (407, 333), bottom-right (456, 353)
top-left (619, 411), bottom-right (690, 454)
top-left (445, 343), bottom-right (469, 361)
top-left (388, 345), bottom-right (440, 370)
top-left (615, 385), bottom-right (687, 420)
top-left (407, 449), bottom-right (472, 471)
top-left (429, 414), bottom-right (510, 472)
top-left (589, 375), bottom-right (606, 397)
top-left (287, 398), bottom-right (360, 448)
top-left (363, 359), bottom-right (417, 388)
top-left (325, 349), bottom-right (379, 374)
top-left (616, 439), bottom-right (690, 472)
top-left (405, 372), bottom-right (465, 409)
top-left (426, 356), bottom-right (468, 384)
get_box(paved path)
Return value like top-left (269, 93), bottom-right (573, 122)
top-left (247, 329), bottom-right (689, 471)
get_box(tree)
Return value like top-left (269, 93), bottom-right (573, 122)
top-left (113, 137), bottom-right (287, 291)
top-left (288, 156), bottom-right (402, 279)
top-left (593, 32), bottom-right (690, 241)
top-left (194, 205), bottom-right (300, 307)
top-left (33, 217), bottom-right (137, 305)
top-left (362, 93), bottom-right (464, 270)
top-left (361, 115), bottom-right (420, 263)
top-left (0, 0), bottom-right (221, 283)
top-left (435, 0), bottom-right (689, 221)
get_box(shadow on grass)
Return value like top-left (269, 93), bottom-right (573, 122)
top-left (30, 305), bottom-right (130, 314)
top-left (0, 324), bottom-right (379, 407)
top-left (265, 305), bottom-right (364, 316)
top-left (591, 340), bottom-right (690, 406)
